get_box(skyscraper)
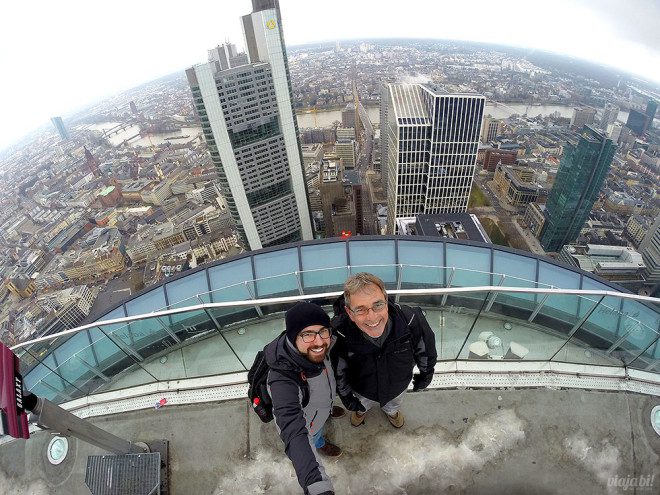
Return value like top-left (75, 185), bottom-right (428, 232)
top-left (208, 43), bottom-right (248, 71)
top-left (379, 82), bottom-right (391, 189)
top-left (51, 116), bottom-right (69, 140)
top-left (639, 215), bottom-right (660, 286)
top-left (624, 99), bottom-right (657, 136)
top-left (186, 0), bottom-right (313, 250)
top-left (334, 139), bottom-right (356, 169)
top-left (599, 103), bottom-right (619, 130)
top-left (480, 116), bottom-right (502, 143)
top-left (570, 106), bottom-right (597, 130)
top-left (646, 100), bottom-right (658, 122)
top-left (626, 109), bottom-right (648, 135)
top-left (539, 126), bottom-right (616, 252)
top-left (84, 146), bottom-right (101, 177)
top-left (382, 83), bottom-right (484, 234)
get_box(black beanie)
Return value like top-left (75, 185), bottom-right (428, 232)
top-left (285, 302), bottom-right (330, 345)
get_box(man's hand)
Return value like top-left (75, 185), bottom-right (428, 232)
top-left (412, 370), bottom-right (434, 391)
top-left (339, 392), bottom-right (366, 412)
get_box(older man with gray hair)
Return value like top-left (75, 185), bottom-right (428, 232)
top-left (330, 272), bottom-right (437, 428)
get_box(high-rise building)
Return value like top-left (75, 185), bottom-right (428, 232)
top-left (381, 83), bottom-right (484, 234)
top-left (607, 122), bottom-right (623, 143)
top-left (639, 215), bottom-right (660, 285)
top-left (208, 42), bottom-right (248, 71)
top-left (599, 103), bottom-right (619, 130)
top-left (342, 103), bottom-right (356, 129)
top-left (480, 116), bottom-right (502, 143)
top-left (570, 106), bottom-right (597, 130)
top-left (626, 109), bottom-right (649, 135)
top-left (186, 0), bottom-right (313, 250)
top-left (482, 148), bottom-right (517, 172)
top-left (646, 100), bottom-right (658, 122)
top-left (539, 126), bottom-right (616, 252)
top-left (84, 146), bottom-right (101, 177)
top-left (334, 139), bottom-right (356, 169)
top-left (51, 116), bottom-right (69, 140)
top-left (624, 100), bottom-right (656, 136)
top-left (319, 159), bottom-right (364, 237)
top-left (379, 82), bottom-right (390, 189)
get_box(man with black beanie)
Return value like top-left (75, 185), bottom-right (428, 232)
top-left (264, 301), bottom-right (343, 495)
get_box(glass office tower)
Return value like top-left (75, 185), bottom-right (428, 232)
top-left (540, 126), bottom-right (616, 253)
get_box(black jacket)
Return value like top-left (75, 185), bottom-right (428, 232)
top-left (331, 297), bottom-right (437, 406)
top-left (265, 334), bottom-right (336, 495)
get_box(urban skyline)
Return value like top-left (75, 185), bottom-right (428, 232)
top-left (0, 1), bottom-right (658, 491)
top-left (2, 0), bottom-right (660, 151)
top-left (0, 2), bottom-right (658, 351)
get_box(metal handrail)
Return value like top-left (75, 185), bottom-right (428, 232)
top-left (11, 285), bottom-right (658, 351)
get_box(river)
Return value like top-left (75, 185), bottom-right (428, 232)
top-left (295, 103), bottom-right (630, 128)
top-left (85, 123), bottom-right (203, 148)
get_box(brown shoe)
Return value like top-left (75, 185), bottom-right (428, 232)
top-left (387, 411), bottom-right (405, 428)
top-left (318, 441), bottom-right (342, 457)
top-left (330, 405), bottom-right (346, 419)
top-left (350, 410), bottom-right (366, 427)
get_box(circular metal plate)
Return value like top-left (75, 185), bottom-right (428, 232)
top-left (652, 405), bottom-right (660, 436)
top-left (47, 436), bottom-right (69, 465)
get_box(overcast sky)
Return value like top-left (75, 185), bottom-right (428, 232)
top-left (1, 0), bottom-right (658, 151)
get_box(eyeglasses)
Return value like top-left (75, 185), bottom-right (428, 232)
top-left (348, 300), bottom-right (387, 317)
top-left (298, 327), bottom-right (331, 343)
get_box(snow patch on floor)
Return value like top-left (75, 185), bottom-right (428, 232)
top-left (214, 408), bottom-right (525, 494)
top-left (563, 432), bottom-right (621, 493)
top-left (0, 467), bottom-right (49, 495)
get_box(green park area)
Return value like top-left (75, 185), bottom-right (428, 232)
top-left (479, 217), bottom-right (508, 246)
top-left (468, 184), bottom-right (491, 207)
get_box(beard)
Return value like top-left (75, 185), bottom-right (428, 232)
top-left (303, 343), bottom-right (329, 363)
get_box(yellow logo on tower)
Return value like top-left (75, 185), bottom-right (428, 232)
top-left (266, 19), bottom-right (276, 30)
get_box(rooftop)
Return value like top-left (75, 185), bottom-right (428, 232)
top-left (1, 237), bottom-right (658, 493)
top-left (389, 84), bottom-right (431, 125)
top-left (2, 388), bottom-right (658, 494)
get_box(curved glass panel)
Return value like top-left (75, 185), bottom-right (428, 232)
top-left (300, 243), bottom-right (348, 291)
top-left (11, 238), bottom-right (659, 405)
top-left (611, 299), bottom-right (660, 366)
top-left (125, 287), bottom-right (166, 315)
top-left (348, 240), bottom-right (396, 286)
top-left (445, 244), bottom-right (490, 287)
top-left (492, 250), bottom-right (537, 304)
top-left (165, 271), bottom-right (209, 308)
top-left (398, 241), bottom-right (445, 288)
top-left (206, 258), bottom-right (256, 323)
top-left (537, 261), bottom-right (581, 320)
top-left (580, 277), bottom-right (622, 339)
top-left (208, 257), bottom-right (253, 297)
top-left (253, 248), bottom-right (299, 297)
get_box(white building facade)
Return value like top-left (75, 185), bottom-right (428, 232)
top-left (383, 84), bottom-right (485, 234)
top-left (186, 0), bottom-right (312, 251)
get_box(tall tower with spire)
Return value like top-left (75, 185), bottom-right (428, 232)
top-left (186, 0), bottom-right (313, 250)
top-left (84, 146), bottom-right (101, 177)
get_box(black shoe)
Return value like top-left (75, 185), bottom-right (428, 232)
top-left (330, 405), bottom-right (346, 418)
top-left (318, 441), bottom-right (343, 457)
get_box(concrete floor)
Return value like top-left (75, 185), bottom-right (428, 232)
top-left (1, 389), bottom-right (658, 494)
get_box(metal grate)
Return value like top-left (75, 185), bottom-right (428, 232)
top-left (85, 453), bottom-right (161, 495)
